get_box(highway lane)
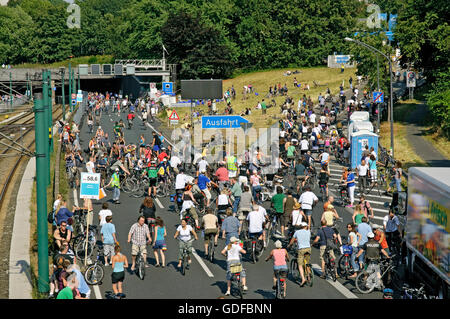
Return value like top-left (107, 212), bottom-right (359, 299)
top-left (75, 108), bottom-right (383, 299)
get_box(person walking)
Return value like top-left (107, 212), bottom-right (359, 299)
top-left (106, 168), bottom-right (121, 204)
top-left (345, 167), bottom-right (356, 207)
top-left (383, 209), bottom-right (401, 255)
top-left (101, 216), bottom-right (117, 266)
top-left (153, 217), bottom-right (167, 268)
top-left (111, 245), bottom-right (128, 299)
top-left (128, 216), bottom-right (152, 271)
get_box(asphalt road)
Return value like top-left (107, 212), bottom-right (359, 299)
top-left (72, 106), bottom-right (388, 300)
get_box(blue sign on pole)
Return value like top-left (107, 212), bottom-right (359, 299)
top-left (162, 82), bottom-right (173, 94)
top-left (373, 91), bottom-right (384, 103)
top-left (201, 115), bottom-right (249, 129)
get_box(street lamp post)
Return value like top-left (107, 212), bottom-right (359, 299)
top-left (344, 37), bottom-right (394, 157)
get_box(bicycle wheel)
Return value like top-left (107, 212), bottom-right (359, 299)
top-left (208, 239), bottom-right (214, 263)
top-left (237, 280), bottom-right (244, 299)
top-left (306, 264), bottom-right (314, 287)
top-left (181, 255), bottom-right (187, 276)
top-left (355, 271), bottom-right (375, 294)
top-left (290, 259), bottom-right (299, 282)
top-left (251, 245), bottom-right (257, 264)
top-left (156, 185), bottom-right (166, 198)
top-left (75, 240), bottom-right (94, 261)
top-left (329, 263), bottom-right (337, 282)
top-left (131, 181), bottom-right (147, 198)
top-left (138, 256), bottom-right (145, 280)
top-left (84, 264), bottom-right (104, 285)
top-left (338, 255), bottom-right (351, 279)
top-left (276, 280), bottom-right (282, 299)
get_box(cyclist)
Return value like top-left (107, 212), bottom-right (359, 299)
top-left (318, 163), bottom-right (330, 198)
top-left (312, 219), bottom-right (339, 280)
top-left (250, 170), bottom-right (263, 202)
top-left (215, 162), bottom-right (230, 191)
top-left (221, 208), bottom-right (241, 245)
top-left (265, 240), bottom-right (289, 296)
top-left (271, 186), bottom-right (285, 235)
top-left (298, 186), bottom-right (318, 229)
top-left (127, 216), bottom-right (152, 271)
top-left (294, 156), bottom-right (308, 193)
top-left (139, 197), bottom-right (156, 226)
top-left (247, 204), bottom-right (269, 248)
top-left (201, 208), bottom-right (219, 256)
top-left (221, 236), bottom-right (248, 296)
top-left (197, 170), bottom-right (218, 208)
top-left (288, 222), bottom-right (311, 286)
top-left (180, 182), bottom-right (200, 229)
top-left (127, 111), bottom-right (135, 129)
top-left (146, 160), bottom-right (158, 197)
top-left (174, 218), bottom-right (199, 269)
top-left (353, 232), bottom-right (390, 283)
top-left (216, 188), bottom-right (232, 215)
top-left (157, 157), bottom-right (170, 186)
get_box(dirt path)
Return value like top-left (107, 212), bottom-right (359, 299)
top-left (405, 103), bottom-right (450, 167)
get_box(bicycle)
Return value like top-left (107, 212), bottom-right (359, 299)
top-left (156, 180), bottom-right (170, 198)
top-left (337, 244), bottom-right (354, 279)
top-left (402, 283), bottom-right (432, 299)
top-left (274, 269), bottom-right (288, 299)
top-left (289, 248), bottom-right (314, 287)
top-left (355, 256), bottom-right (401, 294)
top-left (323, 247), bottom-right (337, 282)
top-left (247, 232), bottom-right (265, 264)
top-left (135, 246), bottom-right (146, 280)
top-left (319, 182), bottom-right (327, 202)
top-left (366, 168), bottom-right (387, 196)
top-left (73, 225), bottom-right (98, 262)
top-left (206, 231), bottom-right (216, 263)
top-left (267, 210), bottom-right (282, 239)
top-left (179, 239), bottom-right (194, 276)
top-left (84, 246), bottom-right (105, 285)
top-left (229, 262), bottom-right (245, 299)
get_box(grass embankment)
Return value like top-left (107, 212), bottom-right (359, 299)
top-left (379, 100), bottom-right (428, 171)
top-left (14, 55), bottom-right (115, 69)
top-left (163, 67), bottom-right (356, 131)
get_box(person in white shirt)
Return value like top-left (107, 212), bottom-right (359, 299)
top-left (197, 156), bottom-right (209, 174)
top-left (298, 136), bottom-right (307, 150)
top-left (86, 156), bottom-right (95, 174)
top-left (356, 159), bottom-right (369, 194)
top-left (247, 204), bottom-right (269, 247)
top-left (98, 202), bottom-right (113, 227)
top-left (170, 154), bottom-right (182, 174)
top-left (309, 113), bottom-right (316, 124)
top-left (291, 203), bottom-right (307, 227)
top-left (175, 171), bottom-right (188, 192)
top-left (221, 236), bottom-right (248, 295)
top-left (298, 187), bottom-right (318, 229)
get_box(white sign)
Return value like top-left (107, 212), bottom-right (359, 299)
top-left (80, 172), bottom-right (101, 200)
top-left (406, 71), bottom-right (416, 87)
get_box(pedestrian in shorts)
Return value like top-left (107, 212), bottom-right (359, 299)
top-left (101, 216), bottom-right (117, 265)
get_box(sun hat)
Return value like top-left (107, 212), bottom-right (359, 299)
top-left (230, 236), bottom-right (239, 243)
top-left (367, 232), bottom-right (375, 238)
top-left (275, 240), bottom-right (282, 248)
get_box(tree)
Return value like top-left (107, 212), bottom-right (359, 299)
top-left (161, 9), bottom-right (235, 79)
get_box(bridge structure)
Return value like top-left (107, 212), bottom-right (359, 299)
top-left (0, 59), bottom-right (177, 103)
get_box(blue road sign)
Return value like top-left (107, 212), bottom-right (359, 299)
top-left (162, 82), bottom-right (173, 94)
top-left (373, 91), bottom-right (384, 103)
top-left (80, 172), bottom-right (101, 200)
top-left (201, 115), bottom-right (249, 129)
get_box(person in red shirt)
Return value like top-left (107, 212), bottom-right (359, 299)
top-left (157, 148), bottom-right (168, 162)
top-left (215, 162), bottom-right (229, 190)
top-left (373, 227), bottom-right (389, 254)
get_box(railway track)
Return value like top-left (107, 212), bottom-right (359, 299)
top-left (0, 105), bottom-right (63, 211)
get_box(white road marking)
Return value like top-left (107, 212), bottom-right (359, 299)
top-left (154, 197), bottom-right (164, 209)
top-left (192, 249), bottom-right (214, 278)
top-left (136, 115), bottom-right (175, 147)
top-left (311, 264), bottom-right (358, 299)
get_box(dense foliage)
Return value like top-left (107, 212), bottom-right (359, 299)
top-left (1, 0), bottom-right (363, 78)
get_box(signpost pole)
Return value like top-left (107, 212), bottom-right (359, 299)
top-left (68, 63), bottom-right (72, 112)
top-left (34, 93), bottom-right (49, 293)
top-left (62, 68), bottom-right (66, 121)
top-left (377, 55), bottom-right (380, 134)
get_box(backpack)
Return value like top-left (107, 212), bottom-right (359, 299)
top-left (47, 210), bottom-right (54, 224)
top-left (321, 228), bottom-right (337, 250)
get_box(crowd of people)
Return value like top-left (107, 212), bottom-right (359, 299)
top-left (48, 79), bottom-right (404, 299)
